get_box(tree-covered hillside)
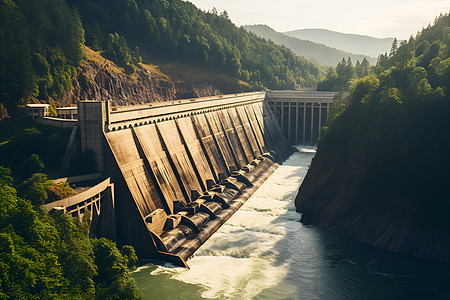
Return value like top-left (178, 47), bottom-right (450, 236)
top-left (0, 0), bottom-right (322, 117)
top-left (0, 0), bottom-right (84, 114)
top-left (0, 166), bottom-right (143, 298)
top-left (71, 0), bottom-right (321, 89)
top-left (296, 13), bottom-right (450, 263)
top-left (0, 117), bottom-right (143, 298)
top-left (317, 56), bottom-right (371, 92)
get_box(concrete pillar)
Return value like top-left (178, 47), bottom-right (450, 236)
top-left (105, 100), bottom-right (111, 126)
top-left (288, 101), bottom-right (291, 144)
top-left (318, 102), bottom-right (322, 129)
top-left (310, 102), bottom-right (314, 145)
top-left (303, 103), bottom-right (306, 145)
top-left (295, 102), bottom-right (299, 145)
top-left (78, 101), bottom-right (109, 172)
top-left (98, 184), bottom-right (116, 240)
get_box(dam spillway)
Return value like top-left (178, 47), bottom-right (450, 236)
top-left (266, 90), bottom-right (336, 145)
top-left (77, 92), bottom-right (293, 266)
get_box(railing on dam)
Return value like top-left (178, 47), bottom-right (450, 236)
top-left (106, 92), bottom-right (266, 132)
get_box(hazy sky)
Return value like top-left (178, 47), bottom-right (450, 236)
top-left (188, 0), bottom-right (449, 39)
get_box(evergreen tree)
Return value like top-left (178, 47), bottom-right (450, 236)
top-left (389, 38), bottom-right (398, 57)
top-left (0, 0), bottom-right (85, 113)
top-left (0, 165), bottom-right (142, 298)
top-left (316, 13), bottom-right (450, 237)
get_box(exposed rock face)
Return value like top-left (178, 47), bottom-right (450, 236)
top-left (62, 61), bottom-right (173, 106)
top-left (295, 149), bottom-right (450, 264)
top-left (60, 47), bottom-right (242, 107)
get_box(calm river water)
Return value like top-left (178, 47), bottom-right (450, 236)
top-left (132, 149), bottom-right (450, 299)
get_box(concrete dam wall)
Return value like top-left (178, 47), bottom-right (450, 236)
top-left (78, 92), bottom-right (293, 266)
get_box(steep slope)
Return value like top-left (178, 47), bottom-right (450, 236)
top-left (285, 28), bottom-right (394, 58)
top-left (245, 25), bottom-right (375, 66)
top-left (70, 0), bottom-right (321, 90)
top-left (0, 0), bottom-right (322, 116)
top-left (60, 46), bottom-right (249, 107)
top-left (295, 14), bottom-right (450, 264)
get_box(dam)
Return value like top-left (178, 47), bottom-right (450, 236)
top-left (46, 90), bottom-right (334, 267)
top-left (266, 90), bottom-right (336, 145)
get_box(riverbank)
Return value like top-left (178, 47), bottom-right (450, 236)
top-left (132, 149), bottom-right (450, 299)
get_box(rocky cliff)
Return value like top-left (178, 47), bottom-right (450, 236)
top-left (59, 47), bottom-right (248, 107)
top-left (295, 149), bottom-right (450, 264)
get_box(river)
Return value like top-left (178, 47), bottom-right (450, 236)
top-left (132, 148), bottom-right (450, 299)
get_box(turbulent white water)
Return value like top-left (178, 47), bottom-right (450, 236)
top-left (133, 148), bottom-right (315, 299)
top-left (132, 149), bottom-right (450, 300)
top-left (171, 148), bottom-right (313, 299)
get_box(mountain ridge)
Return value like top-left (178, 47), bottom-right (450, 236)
top-left (284, 28), bottom-right (394, 58)
top-left (244, 24), bottom-right (376, 66)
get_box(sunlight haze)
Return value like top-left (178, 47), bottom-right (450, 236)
top-left (188, 0), bottom-right (449, 39)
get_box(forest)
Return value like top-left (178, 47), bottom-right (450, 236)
top-left (0, 0), bottom-right (84, 115)
top-left (74, 0), bottom-right (321, 87)
top-left (0, 0), bottom-right (322, 117)
top-left (310, 13), bottom-right (450, 231)
top-left (316, 57), bottom-right (371, 92)
top-left (0, 119), bottom-right (143, 298)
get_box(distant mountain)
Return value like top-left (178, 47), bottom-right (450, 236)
top-left (284, 28), bottom-right (394, 58)
top-left (244, 25), bottom-right (376, 66)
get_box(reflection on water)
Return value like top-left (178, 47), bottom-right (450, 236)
top-left (132, 149), bottom-right (450, 300)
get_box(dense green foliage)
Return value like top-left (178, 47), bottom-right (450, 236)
top-left (0, 0), bottom-right (84, 113)
top-left (1, 0), bottom-right (322, 116)
top-left (0, 167), bottom-right (142, 298)
top-left (0, 119), bottom-right (142, 298)
top-left (72, 0), bottom-right (321, 89)
top-left (317, 57), bottom-right (371, 91)
top-left (0, 118), bottom-right (102, 206)
top-left (0, 119), bottom-right (71, 181)
top-left (318, 13), bottom-right (450, 229)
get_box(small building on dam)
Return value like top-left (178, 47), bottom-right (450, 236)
top-left (44, 90), bottom-right (335, 267)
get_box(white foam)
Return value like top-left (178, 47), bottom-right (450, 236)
top-left (132, 265), bottom-right (151, 273)
top-left (155, 151), bottom-right (314, 298)
top-left (175, 255), bottom-right (289, 299)
top-left (295, 145), bottom-right (317, 153)
top-left (149, 264), bottom-right (184, 276)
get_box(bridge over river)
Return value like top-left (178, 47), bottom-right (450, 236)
top-left (46, 90), bottom-right (335, 267)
